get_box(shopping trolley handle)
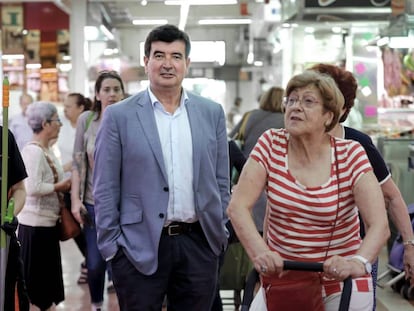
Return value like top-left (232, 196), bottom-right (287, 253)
top-left (283, 260), bottom-right (352, 311)
top-left (283, 260), bottom-right (324, 271)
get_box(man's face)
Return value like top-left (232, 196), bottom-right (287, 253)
top-left (144, 40), bottom-right (190, 92)
top-left (20, 95), bottom-right (33, 115)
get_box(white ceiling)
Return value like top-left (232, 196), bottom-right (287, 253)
top-left (83, 0), bottom-right (264, 33)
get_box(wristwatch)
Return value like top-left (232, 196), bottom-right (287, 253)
top-left (351, 255), bottom-right (372, 274)
top-left (403, 239), bottom-right (414, 247)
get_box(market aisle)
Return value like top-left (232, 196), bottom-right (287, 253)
top-left (56, 239), bottom-right (119, 311)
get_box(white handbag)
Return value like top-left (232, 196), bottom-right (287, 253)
top-left (249, 286), bottom-right (267, 311)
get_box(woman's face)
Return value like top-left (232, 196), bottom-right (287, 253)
top-left (45, 113), bottom-right (62, 141)
top-left (64, 96), bottom-right (84, 123)
top-left (96, 78), bottom-right (124, 112)
top-left (283, 85), bottom-right (333, 136)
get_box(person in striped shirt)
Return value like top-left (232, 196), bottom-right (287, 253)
top-left (312, 63), bottom-right (414, 310)
top-left (227, 70), bottom-right (390, 311)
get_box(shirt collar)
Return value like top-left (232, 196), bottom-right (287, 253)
top-left (147, 87), bottom-right (189, 108)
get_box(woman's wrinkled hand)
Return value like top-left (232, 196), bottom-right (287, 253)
top-left (324, 255), bottom-right (366, 281)
top-left (55, 177), bottom-right (71, 193)
top-left (402, 246), bottom-right (414, 284)
top-left (253, 249), bottom-right (284, 277)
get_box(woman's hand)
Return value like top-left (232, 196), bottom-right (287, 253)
top-left (253, 249), bottom-right (284, 277)
top-left (403, 246), bottom-right (414, 284)
top-left (324, 255), bottom-right (366, 281)
top-left (71, 198), bottom-right (84, 224)
top-left (54, 177), bottom-right (71, 192)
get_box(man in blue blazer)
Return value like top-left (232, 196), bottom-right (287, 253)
top-left (93, 24), bottom-right (230, 310)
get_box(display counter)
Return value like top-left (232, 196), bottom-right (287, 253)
top-left (377, 136), bottom-right (414, 205)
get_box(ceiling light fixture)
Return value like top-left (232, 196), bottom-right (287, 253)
top-left (178, 3), bottom-right (189, 30)
top-left (388, 36), bottom-right (414, 48)
top-left (198, 19), bottom-right (252, 25)
top-left (165, 0), bottom-right (237, 5)
top-left (100, 24), bottom-right (114, 40)
top-left (2, 54), bottom-right (25, 60)
top-left (132, 19), bottom-right (169, 25)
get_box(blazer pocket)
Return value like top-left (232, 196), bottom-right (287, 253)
top-left (120, 210), bottom-right (143, 225)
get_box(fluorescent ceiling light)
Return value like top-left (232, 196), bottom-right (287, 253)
top-left (304, 27), bottom-right (314, 34)
top-left (198, 19), bottom-right (252, 25)
top-left (85, 26), bottom-right (100, 41)
top-left (2, 54), bottom-right (24, 60)
top-left (178, 3), bottom-right (189, 30)
top-left (132, 19), bottom-right (168, 25)
top-left (376, 37), bottom-right (389, 47)
top-left (26, 63), bottom-right (41, 69)
top-left (100, 24), bottom-right (114, 40)
top-left (165, 0), bottom-right (237, 5)
top-left (58, 63), bottom-right (72, 72)
top-left (331, 26), bottom-right (342, 34)
top-left (388, 36), bottom-right (414, 48)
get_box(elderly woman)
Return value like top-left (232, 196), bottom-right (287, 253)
top-left (18, 101), bottom-right (71, 311)
top-left (227, 71), bottom-right (390, 311)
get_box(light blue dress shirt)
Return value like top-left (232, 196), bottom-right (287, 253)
top-left (148, 88), bottom-right (197, 224)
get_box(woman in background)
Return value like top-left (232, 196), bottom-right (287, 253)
top-left (229, 86), bottom-right (285, 234)
top-left (71, 71), bottom-right (125, 311)
top-left (56, 92), bottom-right (92, 285)
top-left (18, 101), bottom-right (71, 310)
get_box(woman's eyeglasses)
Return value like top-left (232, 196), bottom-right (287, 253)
top-left (47, 118), bottom-right (62, 125)
top-left (283, 96), bottom-right (320, 109)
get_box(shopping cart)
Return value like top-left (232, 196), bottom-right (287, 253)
top-left (377, 204), bottom-right (414, 299)
top-left (241, 260), bottom-right (352, 311)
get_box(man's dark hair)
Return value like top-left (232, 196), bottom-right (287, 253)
top-left (144, 24), bottom-right (191, 58)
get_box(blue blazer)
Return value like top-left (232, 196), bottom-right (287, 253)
top-left (93, 90), bottom-right (230, 275)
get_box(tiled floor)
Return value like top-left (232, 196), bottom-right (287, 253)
top-left (55, 240), bottom-right (119, 311)
top-left (54, 239), bottom-right (414, 311)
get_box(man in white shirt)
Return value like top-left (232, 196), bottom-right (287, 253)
top-left (9, 93), bottom-right (34, 150)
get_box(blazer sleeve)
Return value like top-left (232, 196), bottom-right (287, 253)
top-left (93, 108), bottom-right (122, 260)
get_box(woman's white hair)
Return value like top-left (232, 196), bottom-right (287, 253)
top-left (26, 101), bottom-right (57, 133)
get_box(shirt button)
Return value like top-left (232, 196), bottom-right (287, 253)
top-left (159, 213), bottom-right (164, 218)
top-left (163, 187), bottom-right (169, 192)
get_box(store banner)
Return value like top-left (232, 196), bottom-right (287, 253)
top-left (305, 0), bottom-right (391, 7)
top-left (25, 30), bottom-right (40, 64)
top-left (1, 4), bottom-right (24, 54)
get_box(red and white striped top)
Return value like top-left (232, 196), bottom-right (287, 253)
top-left (251, 129), bottom-right (372, 262)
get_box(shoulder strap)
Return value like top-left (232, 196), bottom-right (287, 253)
top-left (29, 142), bottom-right (59, 183)
top-left (235, 111), bottom-right (252, 141)
top-left (85, 111), bottom-right (95, 132)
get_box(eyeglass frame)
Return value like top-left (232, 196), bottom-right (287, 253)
top-left (283, 96), bottom-right (320, 109)
top-left (46, 118), bottom-right (62, 124)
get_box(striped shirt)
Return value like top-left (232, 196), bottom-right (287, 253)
top-left (252, 129), bottom-right (374, 294)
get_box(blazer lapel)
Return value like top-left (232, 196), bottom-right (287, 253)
top-left (186, 97), bottom-right (202, 190)
top-left (135, 93), bottom-right (168, 182)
